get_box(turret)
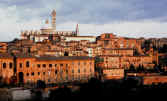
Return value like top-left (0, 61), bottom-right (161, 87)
top-left (76, 24), bottom-right (79, 36)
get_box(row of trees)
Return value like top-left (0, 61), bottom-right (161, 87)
top-left (142, 40), bottom-right (167, 53)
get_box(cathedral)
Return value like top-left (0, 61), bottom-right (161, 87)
top-left (20, 10), bottom-right (79, 42)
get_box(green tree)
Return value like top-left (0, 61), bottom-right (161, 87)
top-left (94, 57), bottom-right (104, 80)
top-left (137, 64), bottom-right (145, 72)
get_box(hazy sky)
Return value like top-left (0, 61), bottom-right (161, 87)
top-left (0, 0), bottom-right (167, 41)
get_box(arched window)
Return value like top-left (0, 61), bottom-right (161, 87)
top-left (3, 63), bottom-right (6, 68)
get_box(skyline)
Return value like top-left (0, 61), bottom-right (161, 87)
top-left (0, 0), bottom-right (167, 41)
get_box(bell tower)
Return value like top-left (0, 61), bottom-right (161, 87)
top-left (51, 9), bottom-right (56, 30)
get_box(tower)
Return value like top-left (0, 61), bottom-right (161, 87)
top-left (51, 9), bottom-right (56, 30)
top-left (76, 24), bottom-right (79, 36)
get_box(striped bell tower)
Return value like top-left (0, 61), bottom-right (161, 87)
top-left (51, 9), bottom-right (56, 30)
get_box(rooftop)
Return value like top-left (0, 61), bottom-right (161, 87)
top-left (36, 56), bottom-right (94, 61)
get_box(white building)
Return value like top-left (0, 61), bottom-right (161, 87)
top-left (65, 36), bottom-right (96, 42)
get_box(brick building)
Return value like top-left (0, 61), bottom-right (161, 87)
top-left (95, 33), bottom-right (157, 80)
top-left (16, 56), bottom-right (94, 84)
top-left (0, 10), bottom-right (161, 82)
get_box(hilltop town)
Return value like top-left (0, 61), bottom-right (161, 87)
top-left (0, 10), bottom-right (167, 98)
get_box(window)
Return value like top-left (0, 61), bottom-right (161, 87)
top-left (27, 73), bottom-right (29, 76)
top-left (55, 70), bottom-right (58, 74)
top-left (105, 34), bottom-right (110, 38)
top-left (104, 40), bottom-right (109, 45)
top-left (78, 69), bottom-right (80, 73)
top-left (49, 64), bottom-right (52, 68)
top-left (78, 75), bottom-right (81, 80)
top-left (38, 72), bottom-right (40, 75)
top-left (9, 62), bottom-right (12, 69)
top-left (66, 64), bottom-right (68, 67)
top-left (43, 64), bottom-right (46, 68)
top-left (37, 64), bottom-right (40, 68)
top-left (26, 61), bottom-right (30, 67)
top-left (3, 63), bottom-right (6, 68)
top-left (72, 75), bottom-right (74, 81)
top-left (66, 69), bottom-right (68, 73)
top-left (60, 64), bottom-right (63, 67)
top-left (20, 63), bottom-right (22, 68)
top-left (31, 72), bottom-right (34, 76)
top-left (72, 69), bottom-right (74, 73)
top-left (66, 76), bottom-right (68, 81)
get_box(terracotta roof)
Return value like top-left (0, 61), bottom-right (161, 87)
top-left (36, 56), bottom-right (94, 61)
top-left (65, 36), bottom-right (96, 38)
top-left (15, 54), bottom-right (34, 58)
top-left (99, 55), bottom-right (150, 57)
top-left (99, 55), bottom-right (121, 57)
top-left (103, 48), bottom-right (134, 50)
top-left (0, 53), bottom-right (13, 58)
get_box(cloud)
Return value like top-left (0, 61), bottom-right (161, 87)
top-left (0, 5), bottom-right (42, 41)
top-left (57, 21), bottom-right (167, 38)
top-left (0, 0), bottom-right (167, 41)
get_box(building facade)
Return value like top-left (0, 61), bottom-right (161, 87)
top-left (16, 56), bottom-right (94, 84)
top-left (0, 53), bottom-right (14, 84)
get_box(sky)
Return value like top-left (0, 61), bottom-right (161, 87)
top-left (0, 0), bottom-right (167, 41)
